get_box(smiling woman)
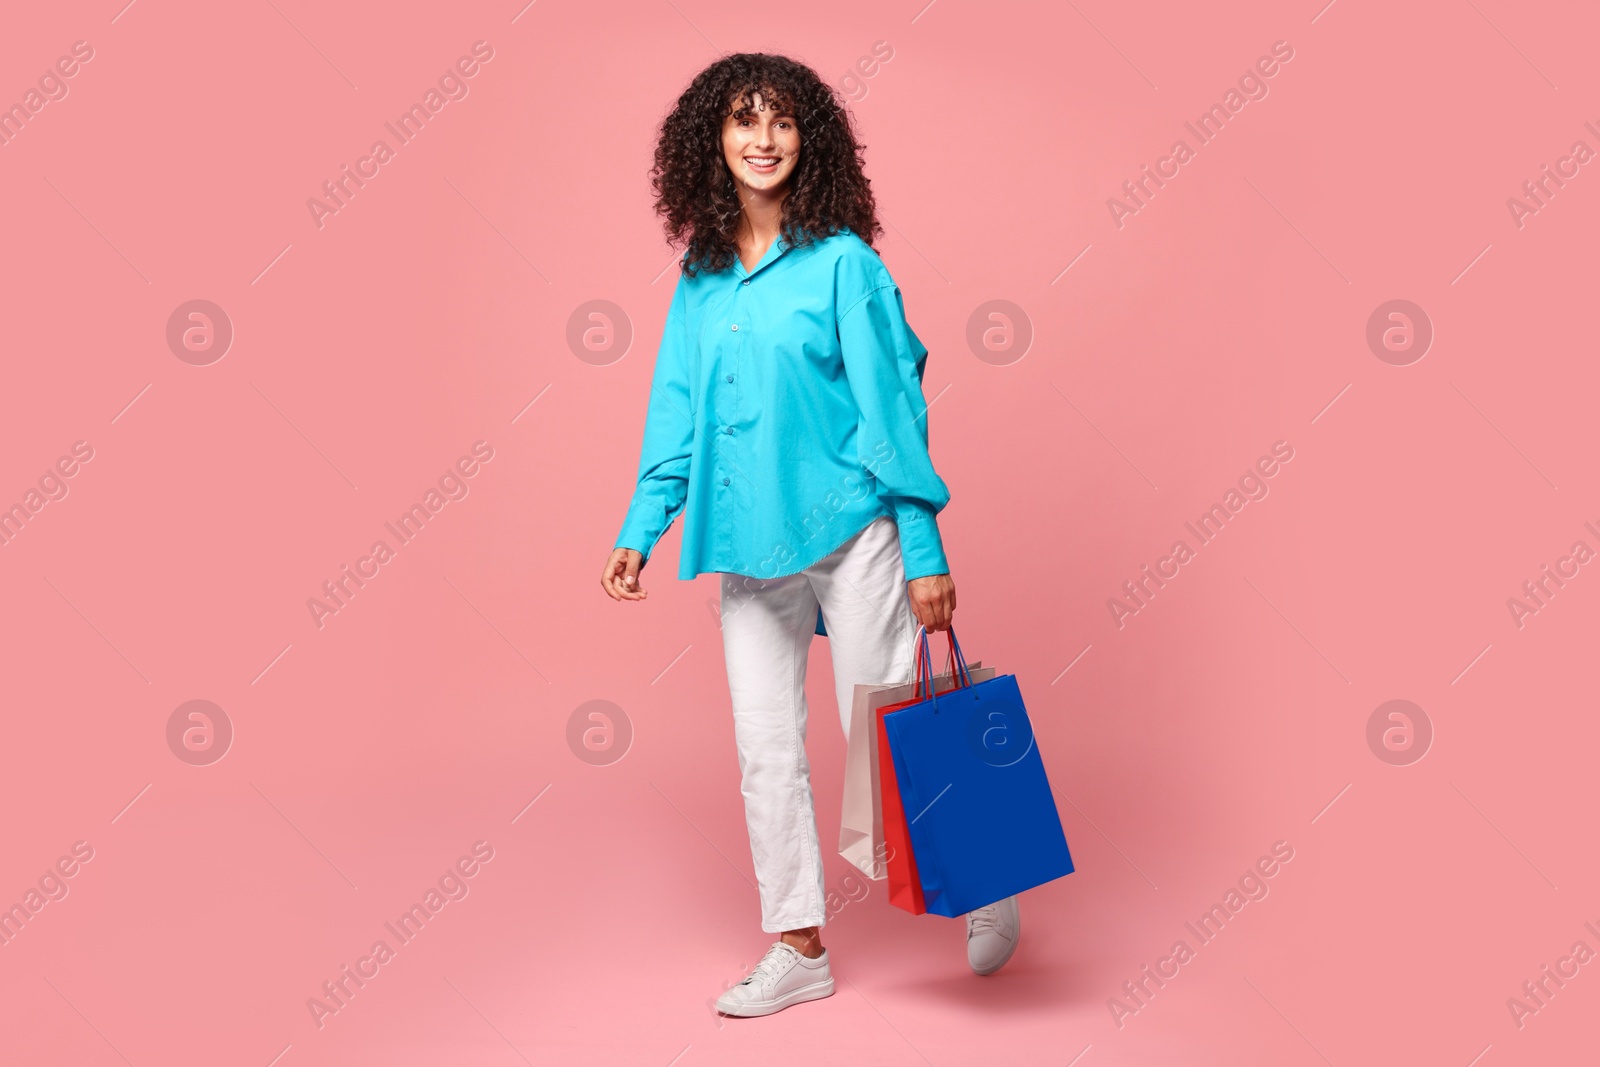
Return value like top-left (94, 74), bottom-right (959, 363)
top-left (600, 53), bottom-right (1016, 1019)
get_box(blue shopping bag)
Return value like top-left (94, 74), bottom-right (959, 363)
top-left (883, 626), bottom-right (1075, 917)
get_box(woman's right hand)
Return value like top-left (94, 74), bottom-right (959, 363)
top-left (600, 547), bottom-right (648, 602)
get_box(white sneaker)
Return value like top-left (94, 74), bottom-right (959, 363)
top-left (714, 941), bottom-right (835, 1018)
top-left (966, 895), bottom-right (1020, 975)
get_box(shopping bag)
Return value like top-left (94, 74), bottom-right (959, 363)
top-left (884, 626), bottom-right (1075, 917)
top-left (840, 658), bottom-right (993, 879)
top-left (878, 695), bottom-right (927, 913)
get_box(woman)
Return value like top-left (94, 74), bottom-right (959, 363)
top-left (599, 53), bottom-right (1019, 1018)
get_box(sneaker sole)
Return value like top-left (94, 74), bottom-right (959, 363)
top-left (971, 938), bottom-right (1018, 976)
top-left (715, 976), bottom-right (835, 1018)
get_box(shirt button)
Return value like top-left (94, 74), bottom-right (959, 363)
top-left (730, 324), bottom-right (739, 331)
top-left (724, 427), bottom-right (733, 434)
top-left (722, 477), bottom-right (730, 486)
top-left (725, 374), bottom-right (733, 382)
top-left (742, 280), bottom-right (749, 285)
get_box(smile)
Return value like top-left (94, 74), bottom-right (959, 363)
top-left (745, 157), bottom-right (781, 172)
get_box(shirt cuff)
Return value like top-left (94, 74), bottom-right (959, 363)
top-left (893, 501), bottom-right (949, 580)
top-left (615, 508), bottom-right (664, 563)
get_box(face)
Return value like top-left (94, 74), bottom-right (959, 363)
top-left (721, 90), bottom-right (800, 196)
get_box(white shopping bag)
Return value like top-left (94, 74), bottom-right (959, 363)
top-left (838, 658), bottom-right (995, 879)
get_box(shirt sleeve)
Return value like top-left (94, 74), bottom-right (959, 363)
top-left (837, 280), bottom-right (952, 580)
top-left (614, 273), bottom-right (694, 565)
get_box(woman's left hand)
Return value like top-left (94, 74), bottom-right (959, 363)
top-left (907, 573), bottom-right (956, 631)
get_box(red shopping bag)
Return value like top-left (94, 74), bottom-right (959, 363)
top-left (877, 694), bottom-right (926, 913)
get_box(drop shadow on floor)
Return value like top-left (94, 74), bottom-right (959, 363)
top-left (843, 954), bottom-right (1115, 1016)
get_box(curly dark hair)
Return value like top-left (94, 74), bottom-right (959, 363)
top-left (651, 53), bottom-right (883, 277)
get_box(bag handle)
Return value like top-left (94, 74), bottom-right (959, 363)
top-left (913, 629), bottom-right (934, 699)
top-left (914, 625), bottom-right (974, 695)
top-left (913, 625), bottom-right (974, 704)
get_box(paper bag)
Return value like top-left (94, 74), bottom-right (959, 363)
top-left (885, 626), bottom-right (1075, 916)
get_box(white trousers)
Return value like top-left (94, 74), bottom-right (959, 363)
top-left (718, 514), bottom-right (923, 933)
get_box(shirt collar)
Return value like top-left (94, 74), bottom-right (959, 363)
top-left (734, 232), bottom-right (791, 280)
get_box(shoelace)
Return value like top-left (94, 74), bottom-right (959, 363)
top-left (967, 903), bottom-right (1006, 936)
top-left (742, 943), bottom-right (800, 987)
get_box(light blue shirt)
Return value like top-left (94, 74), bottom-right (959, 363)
top-left (615, 227), bottom-right (951, 635)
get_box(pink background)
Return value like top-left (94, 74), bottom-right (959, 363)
top-left (2, 1), bottom-right (1597, 1064)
